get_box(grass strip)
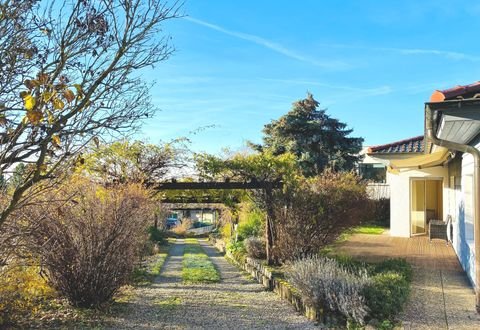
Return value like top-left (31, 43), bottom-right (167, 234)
top-left (352, 224), bottom-right (386, 235)
top-left (338, 224), bottom-right (386, 241)
top-left (320, 224), bottom-right (386, 256)
top-left (131, 245), bottom-right (170, 286)
top-left (182, 238), bottom-right (220, 283)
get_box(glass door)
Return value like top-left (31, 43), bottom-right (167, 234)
top-left (411, 180), bottom-right (426, 235)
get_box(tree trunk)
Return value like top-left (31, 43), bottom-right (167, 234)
top-left (265, 188), bottom-right (275, 265)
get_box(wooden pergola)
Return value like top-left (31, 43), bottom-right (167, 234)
top-left (153, 180), bottom-right (282, 264)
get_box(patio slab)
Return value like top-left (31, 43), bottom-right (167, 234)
top-left (337, 232), bottom-right (480, 329)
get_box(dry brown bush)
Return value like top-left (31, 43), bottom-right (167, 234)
top-left (272, 170), bottom-right (370, 263)
top-left (171, 218), bottom-right (193, 236)
top-left (23, 179), bottom-right (153, 308)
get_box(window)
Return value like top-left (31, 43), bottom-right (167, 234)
top-left (359, 163), bottom-right (387, 182)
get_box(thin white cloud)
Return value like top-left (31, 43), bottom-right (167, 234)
top-left (261, 78), bottom-right (393, 96)
top-left (184, 17), bottom-right (350, 70)
top-left (381, 47), bottom-right (480, 61)
top-left (316, 42), bottom-right (480, 61)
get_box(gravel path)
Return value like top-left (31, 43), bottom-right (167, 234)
top-left (106, 239), bottom-right (316, 329)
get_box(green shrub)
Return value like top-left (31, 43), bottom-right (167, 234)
top-left (378, 320), bottom-right (395, 330)
top-left (148, 226), bottom-right (166, 244)
top-left (226, 240), bottom-right (246, 263)
top-left (370, 198), bottom-right (390, 227)
top-left (226, 240), bottom-right (245, 254)
top-left (333, 255), bottom-right (371, 274)
top-left (237, 210), bottom-right (263, 241)
top-left (373, 258), bottom-right (412, 282)
top-left (363, 272), bottom-right (410, 320)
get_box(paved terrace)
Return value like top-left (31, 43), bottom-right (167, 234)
top-left (337, 232), bottom-right (480, 329)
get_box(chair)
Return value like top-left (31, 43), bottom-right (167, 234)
top-left (429, 218), bottom-right (449, 244)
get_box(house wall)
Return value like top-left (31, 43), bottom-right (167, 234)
top-left (389, 150), bottom-right (477, 287)
top-left (448, 152), bottom-right (476, 286)
top-left (388, 166), bottom-right (449, 237)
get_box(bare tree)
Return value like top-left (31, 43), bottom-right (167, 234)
top-left (0, 0), bottom-right (183, 228)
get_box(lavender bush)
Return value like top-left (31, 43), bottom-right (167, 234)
top-left (286, 256), bottom-right (370, 325)
top-left (244, 237), bottom-right (266, 260)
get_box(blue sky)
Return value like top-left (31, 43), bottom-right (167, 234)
top-left (139, 0), bottom-right (480, 154)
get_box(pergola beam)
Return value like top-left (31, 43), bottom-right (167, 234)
top-left (153, 181), bottom-right (282, 190)
top-left (160, 196), bottom-right (240, 204)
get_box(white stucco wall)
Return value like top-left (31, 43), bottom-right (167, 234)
top-left (448, 145), bottom-right (478, 286)
top-left (388, 166), bottom-right (449, 237)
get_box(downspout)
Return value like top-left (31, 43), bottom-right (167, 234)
top-left (425, 104), bottom-right (480, 313)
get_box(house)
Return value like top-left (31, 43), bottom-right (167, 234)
top-left (168, 206), bottom-right (220, 225)
top-left (366, 82), bottom-right (480, 311)
top-left (360, 136), bottom-right (426, 199)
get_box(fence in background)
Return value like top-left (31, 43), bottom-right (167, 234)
top-left (367, 183), bottom-right (390, 200)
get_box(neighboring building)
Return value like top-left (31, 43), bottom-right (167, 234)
top-left (360, 136), bottom-right (425, 199)
top-left (369, 82), bottom-right (480, 295)
top-left (169, 206), bottom-right (220, 224)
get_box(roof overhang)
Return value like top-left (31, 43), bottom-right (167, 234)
top-left (428, 99), bottom-right (480, 145)
top-left (385, 99), bottom-right (480, 173)
top-left (388, 146), bottom-right (449, 170)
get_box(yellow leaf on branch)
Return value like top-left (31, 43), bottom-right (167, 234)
top-left (46, 110), bottom-right (55, 124)
top-left (53, 98), bottom-right (64, 110)
top-left (23, 94), bottom-right (36, 110)
top-left (43, 91), bottom-right (54, 102)
top-left (52, 135), bottom-right (61, 147)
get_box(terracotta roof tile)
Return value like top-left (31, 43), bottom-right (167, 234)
top-left (430, 81), bottom-right (480, 102)
top-left (368, 135), bottom-right (424, 154)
